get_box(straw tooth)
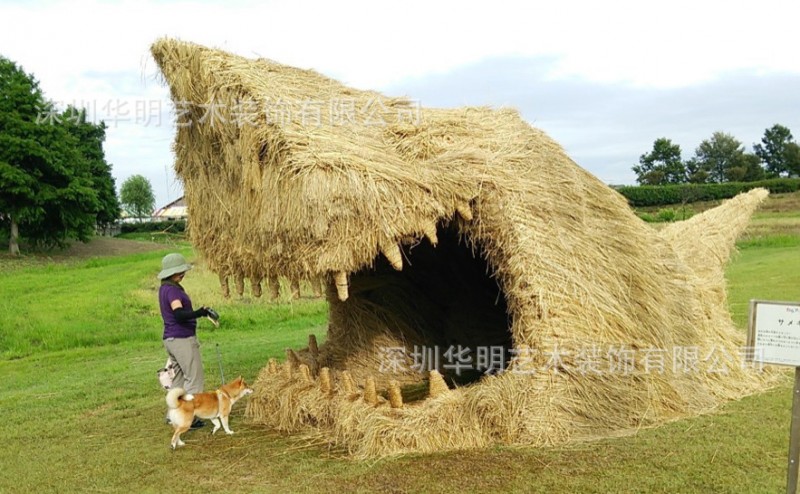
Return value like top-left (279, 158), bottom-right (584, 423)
top-left (381, 242), bottom-right (403, 271)
top-left (268, 275), bottom-right (280, 300)
top-left (334, 271), bottom-right (349, 301)
top-left (234, 273), bottom-right (245, 296)
top-left (299, 364), bottom-right (311, 383)
top-left (311, 277), bottom-right (323, 297)
top-left (340, 370), bottom-right (356, 395)
top-left (428, 370), bottom-right (449, 398)
top-left (267, 358), bottom-right (278, 375)
top-left (388, 380), bottom-right (403, 408)
top-left (364, 376), bottom-right (378, 405)
top-left (218, 274), bottom-right (230, 298)
top-left (251, 277), bottom-right (263, 298)
top-left (290, 278), bottom-right (301, 299)
top-left (281, 360), bottom-right (292, 379)
top-left (421, 221), bottom-right (438, 247)
top-left (455, 202), bottom-right (473, 221)
top-left (319, 367), bottom-right (331, 394)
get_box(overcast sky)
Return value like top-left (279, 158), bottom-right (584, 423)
top-left (2, 0), bottom-right (799, 207)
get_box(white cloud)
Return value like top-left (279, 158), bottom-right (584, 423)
top-left (2, 0), bottom-right (799, 205)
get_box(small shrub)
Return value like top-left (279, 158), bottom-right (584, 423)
top-left (638, 212), bottom-right (657, 223)
top-left (638, 207), bottom-right (694, 223)
top-left (656, 208), bottom-right (678, 222)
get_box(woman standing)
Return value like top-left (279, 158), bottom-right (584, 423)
top-left (158, 253), bottom-right (212, 429)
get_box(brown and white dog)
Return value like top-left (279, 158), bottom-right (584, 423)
top-left (165, 376), bottom-right (253, 449)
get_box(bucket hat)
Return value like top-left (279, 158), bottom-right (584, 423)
top-left (158, 253), bottom-right (192, 280)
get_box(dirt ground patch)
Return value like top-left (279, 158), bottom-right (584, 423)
top-left (49, 236), bottom-right (169, 259)
top-left (0, 237), bottom-right (169, 268)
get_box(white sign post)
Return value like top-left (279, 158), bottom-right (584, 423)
top-left (748, 300), bottom-right (800, 494)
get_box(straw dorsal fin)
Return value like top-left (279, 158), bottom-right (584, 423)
top-left (660, 188), bottom-right (768, 283)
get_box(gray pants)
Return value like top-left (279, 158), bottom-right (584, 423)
top-left (164, 336), bottom-right (204, 394)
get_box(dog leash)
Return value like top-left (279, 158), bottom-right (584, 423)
top-left (216, 343), bottom-right (225, 384)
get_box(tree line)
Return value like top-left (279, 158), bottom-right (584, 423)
top-left (633, 125), bottom-right (800, 185)
top-left (0, 54), bottom-right (196, 256)
top-left (0, 56), bottom-right (126, 254)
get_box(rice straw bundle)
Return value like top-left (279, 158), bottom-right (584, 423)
top-left (319, 367), bottom-right (332, 395)
top-left (364, 376), bottom-right (378, 406)
top-left (388, 380), bottom-right (403, 408)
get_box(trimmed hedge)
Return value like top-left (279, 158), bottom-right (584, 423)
top-left (616, 178), bottom-right (800, 207)
top-left (120, 220), bottom-right (186, 234)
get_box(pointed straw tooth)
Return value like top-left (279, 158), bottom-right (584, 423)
top-left (299, 364), bottom-right (311, 383)
top-left (319, 367), bottom-right (331, 394)
top-left (268, 275), bottom-right (280, 300)
top-left (251, 277), bottom-right (263, 298)
top-left (455, 202), bottom-right (473, 222)
top-left (428, 370), bottom-right (449, 398)
top-left (311, 277), bottom-right (323, 297)
top-left (388, 380), bottom-right (403, 408)
top-left (267, 358), bottom-right (278, 375)
top-left (290, 278), bottom-right (301, 299)
top-left (421, 221), bottom-right (438, 247)
top-left (285, 348), bottom-right (300, 368)
top-left (381, 241), bottom-right (403, 271)
top-left (364, 376), bottom-right (378, 405)
top-left (234, 273), bottom-right (245, 296)
top-left (219, 274), bottom-right (230, 298)
top-left (334, 271), bottom-right (349, 301)
top-left (282, 361), bottom-right (293, 379)
top-left (308, 334), bottom-right (319, 359)
top-left (341, 370), bottom-right (356, 395)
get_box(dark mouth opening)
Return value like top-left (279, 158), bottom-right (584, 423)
top-left (348, 222), bottom-right (513, 387)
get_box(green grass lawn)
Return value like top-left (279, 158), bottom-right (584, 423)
top-left (0, 229), bottom-right (799, 493)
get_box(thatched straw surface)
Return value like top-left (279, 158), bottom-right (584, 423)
top-left (152, 38), bottom-right (776, 458)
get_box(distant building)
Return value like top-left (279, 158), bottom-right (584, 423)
top-left (152, 197), bottom-right (188, 220)
top-left (119, 209), bottom-right (143, 224)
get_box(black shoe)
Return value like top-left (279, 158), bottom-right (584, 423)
top-left (190, 419), bottom-right (205, 430)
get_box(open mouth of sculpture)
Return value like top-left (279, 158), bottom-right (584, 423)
top-left (325, 222), bottom-right (514, 389)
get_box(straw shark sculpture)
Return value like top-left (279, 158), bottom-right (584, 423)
top-left (152, 38), bottom-right (773, 458)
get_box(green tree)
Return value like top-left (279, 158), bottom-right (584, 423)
top-left (726, 153), bottom-right (765, 182)
top-left (785, 142), bottom-right (800, 177)
top-left (0, 57), bottom-right (43, 254)
top-left (692, 132), bottom-right (763, 182)
top-left (120, 175), bottom-right (155, 221)
top-left (0, 56), bottom-right (100, 254)
top-left (684, 158), bottom-right (710, 184)
top-left (61, 106), bottom-right (120, 227)
top-left (632, 138), bottom-right (686, 185)
top-left (754, 124), bottom-right (796, 177)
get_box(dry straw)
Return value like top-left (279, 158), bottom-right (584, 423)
top-left (152, 38), bottom-right (778, 458)
top-left (388, 380), bottom-right (403, 409)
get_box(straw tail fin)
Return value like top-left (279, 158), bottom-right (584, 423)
top-left (660, 188), bottom-right (768, 284)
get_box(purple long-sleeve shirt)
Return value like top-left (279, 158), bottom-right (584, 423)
top-left (159, 282), bottom-right (197, 339)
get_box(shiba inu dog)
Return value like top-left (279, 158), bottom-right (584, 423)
top-left (165, 376), bottom-right (253, 449)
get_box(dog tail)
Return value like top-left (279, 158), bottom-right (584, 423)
top-left (166, 387), bottom-right (194, 409)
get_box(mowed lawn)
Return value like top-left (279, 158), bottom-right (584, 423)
top-left (0, 230), bottom-right (799, 493)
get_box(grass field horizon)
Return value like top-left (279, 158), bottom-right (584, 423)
top-left (1, 193), bottom-right (799, 493)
